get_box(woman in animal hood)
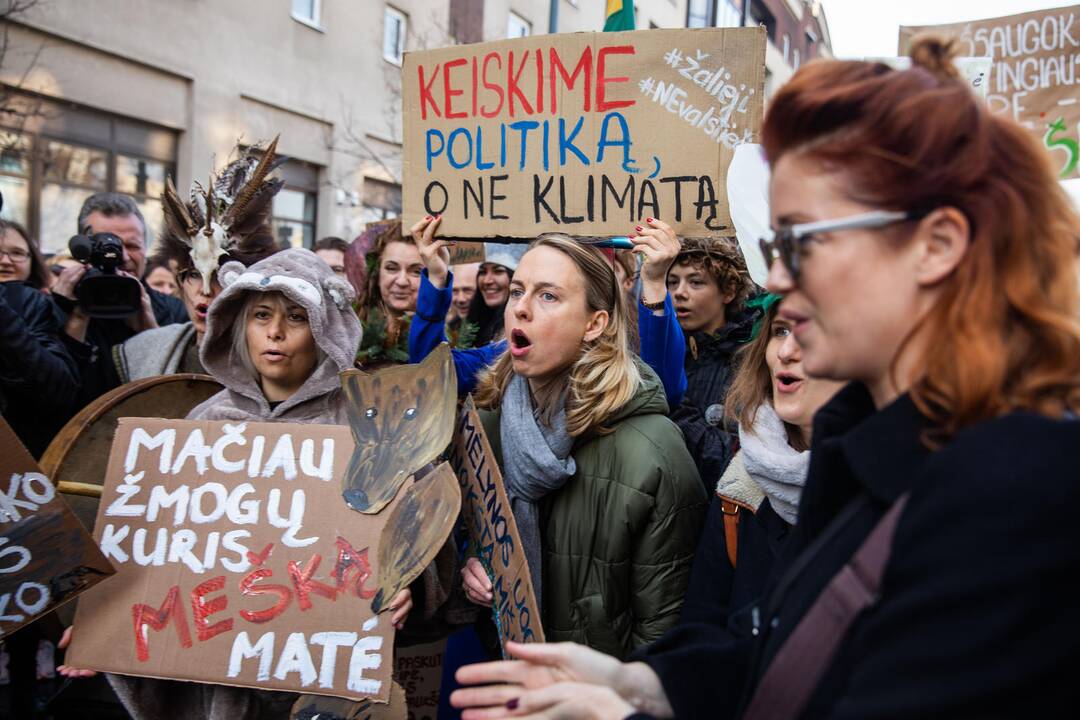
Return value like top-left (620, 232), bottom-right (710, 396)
top-left (188, 246), bottom-right (361, 423)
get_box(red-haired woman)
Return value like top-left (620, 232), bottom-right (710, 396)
top-left (450, 36), bottom-right (1080, 719)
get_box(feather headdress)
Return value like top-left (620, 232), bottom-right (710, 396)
top-left (160, 136), bottom-right (285, 292)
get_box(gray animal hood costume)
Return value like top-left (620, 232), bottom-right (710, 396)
top-left (108, 248), bottom-right (360, 720)
top-left (187, 247), bottom-right (361, 424)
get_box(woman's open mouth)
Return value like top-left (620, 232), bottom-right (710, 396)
top-left (775, 372), bottom-right (804, 394)
top-left (195, 303), bottom-right (209, 320)
top-left (509, 329), bottom-right (532, 358)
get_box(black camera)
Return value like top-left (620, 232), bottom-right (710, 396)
top-left (68, 232), bottom-right (142, 318)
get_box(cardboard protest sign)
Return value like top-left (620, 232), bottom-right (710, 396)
top-left (899, 5), bottom-right (1080, 178)
top-left (447, 397), bottom-right (543, 652)
top-left (403, 28), bottom-right (767, 238)
top-left (0, 416), bottom-right (113, 640)
top-left (66, 418), bottom-right (401, 703)
top-left (394, 638), bottom-right (446, 720)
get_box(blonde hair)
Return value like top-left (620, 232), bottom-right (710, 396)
top-left (474, 234), bottom-right (641, 437)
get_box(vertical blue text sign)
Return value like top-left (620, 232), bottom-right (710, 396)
top-left (448, 397), bottom-right (544, 651)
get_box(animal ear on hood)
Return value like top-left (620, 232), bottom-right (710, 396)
top-left (218, 260), bottom-right (247, 288)
top-left (322, 274), bottom-right (356, 311)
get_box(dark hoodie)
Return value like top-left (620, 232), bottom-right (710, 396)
top-left (671, 307), bottom-right (758, 493)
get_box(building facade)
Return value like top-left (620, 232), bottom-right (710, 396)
top-left (687, 0), bottom-right (831, 95)
top-left (1, 0), bottom-right (826, 256)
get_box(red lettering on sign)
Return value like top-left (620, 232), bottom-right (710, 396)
top-left (418, 63), bottom-right (442, 120)
top-left (507, 50), bottom-right (533, 117)
top-left (481, 52), bottom-right (505, 118)
top-left (191, 576), bottom-right (233, 642)
top-left (596, 46), bottom-right (636, 112)
top-left (131, 585), bottom-right (192, 662)
top-left (550, 46), bottom-right (592, 114)
top-left (444, 58), bottom-right (468, 119)
top-left (332, 536), bottom-right (377, 600)
top-left (238, 568), bottom-right (291, 624)
top-left (287, 554), bottom-right (338, 611)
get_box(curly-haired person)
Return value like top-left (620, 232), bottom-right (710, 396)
top-left (665, 237), bottom-right (757, 491)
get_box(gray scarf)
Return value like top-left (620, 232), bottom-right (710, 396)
top-left (738, 403), bottom-right (809, 525)
top-left (500, 374), bottom-right (577, 608)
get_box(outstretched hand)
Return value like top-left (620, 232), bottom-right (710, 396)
top-left (451, 641), bottom-right (626, 719)
top-left (410, 215), bottom-right (450, 289)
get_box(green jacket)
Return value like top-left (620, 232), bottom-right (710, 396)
top-left (480, 365), bottom-right (707, 659)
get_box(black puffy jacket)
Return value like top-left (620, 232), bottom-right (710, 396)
top-left (0, 281), bottom-right (80, 456)
top-left (671, 308), bottom-right (758, 492)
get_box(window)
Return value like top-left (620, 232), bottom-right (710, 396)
top-left (383, 7), bottom-right (407, 65)
top-left (359, 178), bottom-right (402, 225)
top-left (273, 189), bottom-right (316, 249)
top-left (1, 96), bottom-right (177, 255)
top-left (270, 157), bottom-right (320, 249)
top-left (715, 0), bottom-right (740, 28)
top-left (507, 12), bottom-right (531, 38)
top-left (687, 0), bottom-right (712, 28)
top-left (793, 48), bottom-right (800, 71)
top-left (291, 0), bottom-right (320, 26)
top-left (0, 131), bottom-right (32, 229)
top-left (782, 33), bottom-right (790, 62)
top-left (748, 0), bottom-right (776, 42)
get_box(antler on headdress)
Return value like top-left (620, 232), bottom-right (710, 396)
top-left (160, 135), bottom-right (284, 293)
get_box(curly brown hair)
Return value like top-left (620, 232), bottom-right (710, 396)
top-left (673, 237), bottom-right (754, 311)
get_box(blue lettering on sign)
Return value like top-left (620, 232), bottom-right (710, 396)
top-left (424, 113), bottom-right (636, 173)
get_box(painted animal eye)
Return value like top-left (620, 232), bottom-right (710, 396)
top-left (365, 407), bottom-right (378, 418)
top-left (403, 407), bottom-right (417, 420)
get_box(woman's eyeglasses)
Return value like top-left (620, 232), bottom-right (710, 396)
top-left (759, 210), bottom-right (922, 281)
top-left (0, 248), bottom-right (30, 262)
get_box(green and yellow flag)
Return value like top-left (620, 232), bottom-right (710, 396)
top-left (604, 0), bottom-right (635, 31)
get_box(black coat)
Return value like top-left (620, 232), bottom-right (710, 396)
top-left (55, 283), bottom-right (188, 404)
top-left (0, 281), bottom-right (80, 457)
top-left (635, 383), bottom-right (1080, 719)
top-left (636, 493), bottom-right (791, 719)
top-left (670, 309), bottom-right (757, 491)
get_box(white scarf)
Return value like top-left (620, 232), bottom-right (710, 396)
top-left (737, 403), bottom-right (809, 525)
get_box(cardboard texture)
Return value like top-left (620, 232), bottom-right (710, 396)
top-left (447, 397), bottom-right (544, 652)
top-left (66, 418), bottom-right (402, 702)
top-left (447, 242), bottom-right (486, 264)
top-left (403, 28), bottom-right (767, 238)
top-left (371, 462), bottom-right (460, 612)
top-left (899, 5), bottom-right (1080, 178)
top-left (394, 638), bottom-right (446, 720)
top-left (0, 416), bottom-right (114, 640)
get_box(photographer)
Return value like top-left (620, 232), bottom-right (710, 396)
top-left (52, 193), bottom-right (188, 401)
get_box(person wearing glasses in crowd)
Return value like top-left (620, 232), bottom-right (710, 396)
top-left (449, 36), bottom-right (1080, 719)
